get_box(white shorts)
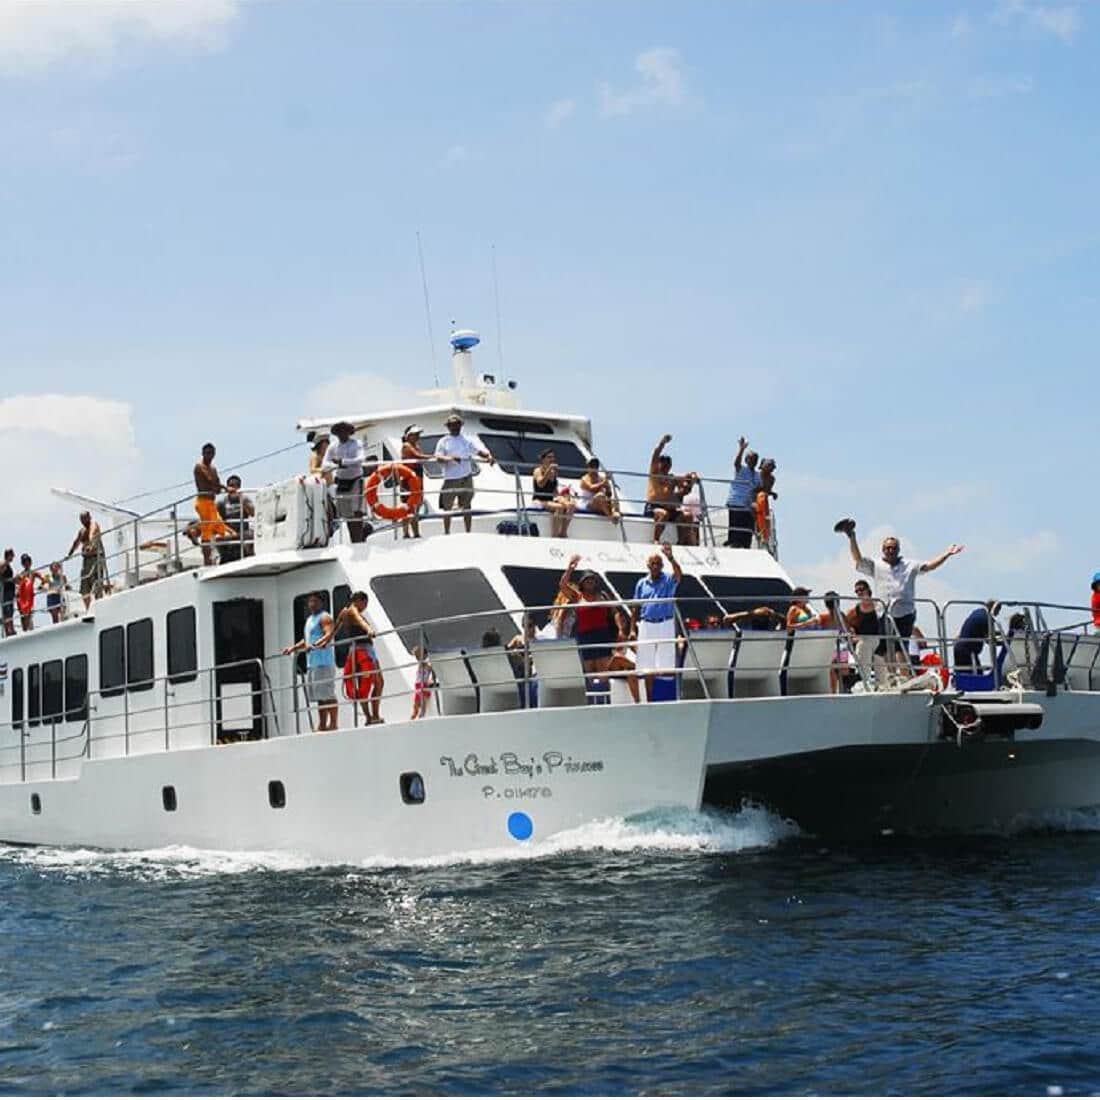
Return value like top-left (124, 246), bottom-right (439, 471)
top-left (635, 618), bottom-right (677, 673)
top-left (306, 664), bottom-right (337, 704)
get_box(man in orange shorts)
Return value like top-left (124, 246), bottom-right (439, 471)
top-left (193, 442), bottom-right (232, 565)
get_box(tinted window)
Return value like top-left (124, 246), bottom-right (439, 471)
top-left (479, 435), bottom-right (588, 478)
top-left (41, 660), bottom-right (63, 722)
top-left (501, 566), bottom-right (566, 629)
top-left (12, 668), bottom-right (23, 730)
top-left (605, 572), bottom-right (723, 625)
top-left (292, 591), bottom-right (331, 675)
top-left (99, 627), bottom-right (125, 697)
top-left (65, 655), bottom-right (88, 723)
top-left (167, 606), bottom-right (198, 683)
top-left (416, 435), bottom-right (447, 479)
top-left (28, 664), bottom-right (40, 727)
top-left (127, 619), bottom-right (154, 692)
top-left (371, 568), bottom-right (515, 653)
top-left (703, 575), bottom-right (792, 616)
top-left (479, 417), bottom-right (555, 434)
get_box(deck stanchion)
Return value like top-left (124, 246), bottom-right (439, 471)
top-left (51, 720), bottom-right (56, 779)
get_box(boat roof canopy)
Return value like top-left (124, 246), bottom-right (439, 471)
top-left (297, 403), bottom-right (593, 448)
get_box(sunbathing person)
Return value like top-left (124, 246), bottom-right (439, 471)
top-left (532, 449), bottom-right (576, 538)
top-left (578, 457), bottom-right (621, 523)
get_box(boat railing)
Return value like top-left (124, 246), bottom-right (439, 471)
top-left (13, 462), bottom-right (779, 629)
top-left (1, 594), bottom-right (1098, 784)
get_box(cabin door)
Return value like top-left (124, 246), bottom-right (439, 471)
top-left (212, 598), bottom-right (266, 743)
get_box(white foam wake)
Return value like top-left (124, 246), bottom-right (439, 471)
top-left (0, 804), bottom-right (799, 878)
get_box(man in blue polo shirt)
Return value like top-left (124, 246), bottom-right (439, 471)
top-left (725, 436), bottom-right (761, 549)
top-left (630, 543), bottom-right (683, 701)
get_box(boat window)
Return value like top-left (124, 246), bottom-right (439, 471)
top-left (702, 575), bottom-right (792, 616)
top-left (478, 435), bottom-right (588, 478)
top-left (28, 664), bottom-right (40, 728)
top-left (479, 416), bottom-right (555, 435)
top-left (371, 568), bottom-right (516, 653)
top-left (501, 566), bottom-right (568, 629)
top-left (99, 627), bottom-right (125, 698)
top-left (292, 591), bottom-right (331, 676)
top-left (127, 618), bottom-right (155, 692)
top-left (41, 660), bottom-right (63, 723)
top-left (11, 668), bottom-right (23, 731)
top-left (332, 585), bottom-right (352, 665)
top-left (167, 606), bottom-right (198, 684)
top-left (416, 435), bottom-right (447, 479)
top-left (65, 655), bottom-right (89, 723)
top-left (604, 572), bottom-right (723, 625)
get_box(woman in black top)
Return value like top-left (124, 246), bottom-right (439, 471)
top-left (531, 449), bottom-right (575, 538)
top-left (0, 548), bottom-right (15, 636)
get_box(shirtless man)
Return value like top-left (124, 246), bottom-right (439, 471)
top-left (645, 435), bottom-right (699, 543)
top-left (67, 512), bottom-right (107, 610)
top-left (193, 443), bottom-right (232, 565)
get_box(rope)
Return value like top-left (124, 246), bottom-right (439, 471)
top-left (111, 441), bottom-right (307, 506)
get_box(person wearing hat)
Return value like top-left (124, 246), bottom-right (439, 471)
top-left (322, 421), bottom-right (369, 543)
top-left (400, 425), bottom-right (433, 539)
top-left (433, 413), bottom-right (494, 534)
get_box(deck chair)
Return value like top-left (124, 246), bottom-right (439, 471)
top-left (783, 629), bottom-right (839, 696)
top-left (465, 648), bottom-right (523, 713)
top-left (730, 630), bottom-right (789, 698)
top-left (431, 649), bottom-right (478, 716)
top-left (679, 630), bottom-right (739, 699)
top-left (530, 639), bottom-right (587, 708)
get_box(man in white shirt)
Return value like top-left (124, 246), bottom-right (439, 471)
top-left (433, 413), bottom-right (494, 534)
top-left (842, 521), bottom-right (964, 652)
top-left (322, 421), bottom-right (369, 543)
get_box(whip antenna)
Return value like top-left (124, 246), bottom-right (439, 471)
top-left (416, 231), bottom-right (440, 388)
top-left (491, 242), bottom-right (505, 377)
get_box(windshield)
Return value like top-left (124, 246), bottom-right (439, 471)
top-left (479, 434), bottom-right (588, 478)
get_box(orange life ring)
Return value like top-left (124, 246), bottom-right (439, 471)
top-left (754, 490), bottom-right (771, 542)
top-left (364, 464), bottom-right (423, 521)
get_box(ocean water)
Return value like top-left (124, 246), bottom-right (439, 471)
top-left (2, 807), bottom-right (1100, 1096)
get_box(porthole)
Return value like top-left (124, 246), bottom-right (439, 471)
top-left (30, 793), bottom-right (41, 815)
top-left (268, 780), bottom-right (286, 809)
top-left (399, 772), bottom-right (425, 805)
top-left (162, 786), bottom-right (177, 812)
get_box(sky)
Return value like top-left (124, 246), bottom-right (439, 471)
top-left (1, 0), bottom-right (1096, 620)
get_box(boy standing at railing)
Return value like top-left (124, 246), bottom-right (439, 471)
top-left (282, 592), bottom-right (339, 733)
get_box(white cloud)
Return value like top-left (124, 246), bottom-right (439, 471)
top-left (0, 0), bottom-right (240, 74)
top-left (303, 373), bottom-right (423, 420)
top-left (969, 74), bottom-right (1034, 97)
top-left (979, 530), bottom-right (1060, 572)
top-left (0, 394), bottom-right (140, 562)
top-left (600, 47), bottom-right (688, 118)
top-left (951, 12), bottom-right (974, 37)
top-left (959, 280), bottom-right (995, 314)
top-left (994, 1), bottom-right (1081, 42)
top-left (544, 98), bottom-right (577, 130)
top-left (907, 481), bottom-right (989, 515)
top-left (441, 144), bottom-right (468, 166)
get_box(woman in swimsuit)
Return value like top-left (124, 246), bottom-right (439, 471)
top-left (323, 591), bottom-right (385, 725)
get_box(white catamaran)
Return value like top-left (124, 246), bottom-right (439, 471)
top-left (2, 330), bottom-right (1099, 861)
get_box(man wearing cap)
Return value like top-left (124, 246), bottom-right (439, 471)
top-left (323, 421), bottom-right (369, 543)
top-left (433, 413), bottom-right (494, 534)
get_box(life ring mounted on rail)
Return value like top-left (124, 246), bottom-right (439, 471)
top-left (364, 463), bottom-right (423, 522)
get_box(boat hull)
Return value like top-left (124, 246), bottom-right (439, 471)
top-left (701, 692), bottom-right (1100, 836)
top-left (0, 703), bottom-right (712, 863)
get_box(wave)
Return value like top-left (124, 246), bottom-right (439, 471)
top-left (0, 804), bottom-right (799, 879)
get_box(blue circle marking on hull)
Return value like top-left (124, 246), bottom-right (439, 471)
top-left (508, 812), bottom-right (534, 841)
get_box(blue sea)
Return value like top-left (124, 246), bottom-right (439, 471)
top-left (2, 807), bottom-right (1099, 1096)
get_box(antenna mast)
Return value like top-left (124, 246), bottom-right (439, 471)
top-left (491, 242), bottom-right (505, 378)
top-left (416, 231), bottom-right (440, 388)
